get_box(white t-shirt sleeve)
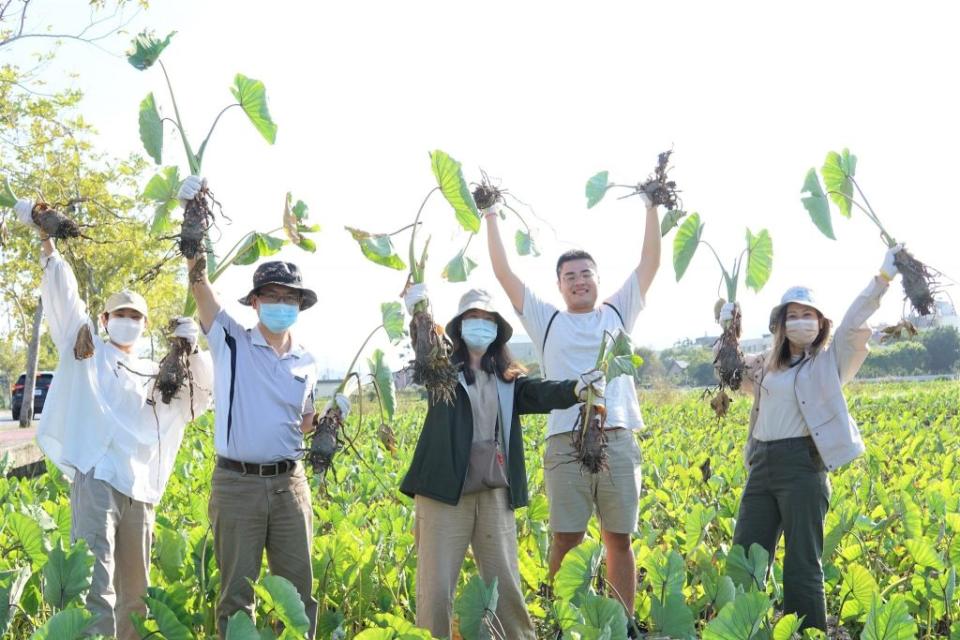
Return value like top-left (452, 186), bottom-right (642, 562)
top-left (517, 285), bottom-right (559, 347)
top-left (605, 273), bottom-right (645, 331)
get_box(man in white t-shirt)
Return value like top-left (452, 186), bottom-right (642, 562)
top-left (484, 193), bottom-right (660, 619)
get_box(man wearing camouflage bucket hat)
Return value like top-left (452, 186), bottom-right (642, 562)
top-left (180, 174), bottom-right (347, 640)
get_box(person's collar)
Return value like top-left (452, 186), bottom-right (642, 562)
top-left (252, 325), bottom-right (303, 358)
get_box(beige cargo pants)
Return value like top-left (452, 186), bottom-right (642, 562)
top-left (70, 469), bottom-right (154, 640)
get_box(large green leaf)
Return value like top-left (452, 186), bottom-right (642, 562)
top-left (155, 526), bottom-right (188, 583)
top-left (673, 212), bottom-right (703, 281)
top-left (603, 330), bottom-right (643, 382)
top-left (660, 209), bottom-right (686, 237)
top-left (725, 543), bottom-right (769, 592)
top-left (345, 227), bottom-right (407, 270)
top-left (252, 575), bottom-right (310, 635)
top-left (8, 513), bottom-right (46, 565)
top-left (745, 228), bottom-right (773, 292)
top-left (139, 93), bottom-right (163, 164)
top-left (800, 168), bottom-right (834, 240)
top-left (683, 504), bottom-right (717, 554)
top-left (143, 166), bottom-right (181, 235)
top-left (127, 30), bottom-right (176, 70)
top-left (701, 591), bottom-right (770, 640)
top-left (0, 175), bottom-right (18, 208)
top-left (368, 348), bottom-right (396, 422)
top-left (41, 540), bottom-right (93, 610)
top-left (904, 537), bottom-right (944, 570)
top-left (772, 613), bottom-right (802, 640)
top-left (430, 150), bottom-right (480, 233)
top-left (821, 149), bottom-right (857, 219)
top-left (515, 229), bottom-right (540, 256)
top-left (578, 593), bottom-right (628, 639)
top-left (585, 171), bottom-right (609, 208)
top-left (225, 611), bottom-right (259, 640)
top-left (454, 574), bottom-right (499, 640)
top-left (145, 596), bottom-right (193, 640)
top-left (231, 74), bottom-right (277, 144)
top-left (861, 595), bottom-right (917, 640)
top-left (703, 571), bottom-right (736, 611)
top-left (146, 586), bottom-right (193, 634)
top-left (839, 563), bottom-right (879, 620)
top-left (0, 567), bottom-right (32, 635)
top-left (644, 548), bottom-right (686, 600)
top-left (554, 540), bottom-right (602, 607)
top-left (29, 608), bottom-right (94, 640)
top-left (232, 232), bottom-right (285, 266)
top-left (442, 250), bottom-right (477, 283)
top-left (282, 193), bottom-right (320, 252)
top-left (381, 302), bottom-right (405, 344)
top-left (651, 593), bottom-right (696, 639)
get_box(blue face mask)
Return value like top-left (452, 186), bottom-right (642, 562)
top-left (461, 318), bottom-right (498, 351)
top-left (259, 303), bottom-right (299, 333)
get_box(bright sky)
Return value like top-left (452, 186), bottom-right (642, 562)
top-left (5, 1), bottom-right (958, 376)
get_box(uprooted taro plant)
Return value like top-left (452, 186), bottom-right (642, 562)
top-left (127, 30), bottom-right (319, 310)
top-left (801, 148), bottom-right (944, 317)
top-left (304, 302), bottom-right (405, 482)
top-left (672, 212), bottom-right (773, 417)
top-left (585, 149), bottom-right (688, 237)
top-left (0, 176), bottom-right (88, 241)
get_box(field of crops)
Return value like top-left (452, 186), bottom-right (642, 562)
top-left (0, 380), bottom-right (957, 639)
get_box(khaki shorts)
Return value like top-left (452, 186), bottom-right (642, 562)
top-left (544, 428), bottom-right (642, 534)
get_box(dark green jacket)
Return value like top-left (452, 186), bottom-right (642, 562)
top-left (400, 375), bottom-right (578, 510)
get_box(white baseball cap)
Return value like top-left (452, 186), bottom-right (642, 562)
top-left (769, 286), bottom-right (824, 331)
top-left (104, 290), bottom-right (148, 318)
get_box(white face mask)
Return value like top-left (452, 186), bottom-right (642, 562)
top-left (785, 318), bottom-right (819, 347)
top-left (107, 317), bottom-right (144, 347)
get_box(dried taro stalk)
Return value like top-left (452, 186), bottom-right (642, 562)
top-left (894, 248), bottom-right (937, 316)
top-left (572, 404), bottom-right (608, 474)
top-left (409, 309), bottom-right (458, 405)
top-left (378, 422), bottom-right (397, 455)
top-left (32, 203), bottom-right (82, 240)
top-left (305, 407), bottom-right (342, 476)
top-left (73, 324), bottom-right (95, 360)
top-left (639, 150), bottom-right (681, 210)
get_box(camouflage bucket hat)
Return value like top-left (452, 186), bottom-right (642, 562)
top-left (238, 261), bottom-right (318, 311)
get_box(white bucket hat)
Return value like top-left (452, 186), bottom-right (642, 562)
top-left (445, 288), bottom-right (514, 343)
top-left (769, 286), bottom-right (824, 331)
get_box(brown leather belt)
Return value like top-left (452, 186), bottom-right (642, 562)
top-left (216, 456), bottom-right (298, 477)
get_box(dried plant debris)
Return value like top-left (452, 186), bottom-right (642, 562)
top-left (73, 324), bottom-right (95, 360)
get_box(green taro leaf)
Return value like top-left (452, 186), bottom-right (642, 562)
top-left (8, 513), bottom-right (46, 565)
top-left (430, 150), bottom-right (481, 233)
top-left (381, 302), bottom-right (405, 344)
top-left (454, 574), bottom-right (499, 640)
top-left (41, 539), bottom-right (93, 610)
top-left (644, 548), bottom-right (686, 600)
top-left (800, 168), bottom-right (834, 240)
top-left (554, 540), bottom-right (602, 607)
top-left (345, 227), bottom-right (407, 270)
top-left (683, 504), bottom-right (717, 554)
top-left (127, 30), bottom-right (176, 70)
top-left (155, 526), bottom-right (188, 583)
top-left (29, 607), bottom-right (94, 640)
top-left (821, 149), bottom-right (857, 219)
top-left (651, 593), bottom-right (696, 639)
top-left (673, 212), bottom-right (704, 281)
top-left (660, 209), bottom-right (686, 237)
top-left (143, 166), bottom-right (181, 235)
top-left (232, 232), bottom-right (285, 266)
top-left (772, 613), bottom-right (802, 640)
top-left (701, 591), bottom-right (770, 640)
top-left (904, 537), bottom-right (944, 570)
top-left (745, 228), bottom-right (773, 292)
top-left (861, 595), bottom-right (917, 640)
top-left (515, 229), bottom-right (540, 256)
top-left (144, 595), bottom-right (193, 640)
top-left (442, 250), bottom-right (478, 283)
top-left (231, 74), bottom-right (278, 144)
top-left (585, 171), bottom-right (609, 208)
top-left (839, 563), bottom-right (878, 620)
top-left (139, 93), bottom-right (163, 164)
top-left (579, 593), bottom-right (628, 639)
top-left (252, 575), bottom-right (310, 634)
top-left (725, 543), bottom-right (769, 592)
top-left (368, 348), bottom-right (396, 422)
top-left (0, 175), bottom-right (18, 208)
top-left (225, 611), bottom-right (259, 640)
top-left (0, 566), bottom-right (32, 635)
top-left (282, 193), bottom-right (318, 252)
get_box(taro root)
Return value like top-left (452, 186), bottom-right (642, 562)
top-left (32, 202), bottom-right (82, 240)
top-left (179, 184), bottom-right (216, 260)
top-left (711, 302), bottom-right (746, 418)
top-left (572, 404), bottom-right (609, 474)
top-left (73, 324), bottom-right (95, 360)
top-left (894, 248), bottom-right (938, 317)
top-left (639, 150), bottom-right (681, 210)
top-left (305, 407), bottom-right (343, 476)
top-left (471, 181), bottom-right (502, 211)
top-left (154, 319), bottom-right (193, 405)
top-left (409, 308), bottom-right (458, 405)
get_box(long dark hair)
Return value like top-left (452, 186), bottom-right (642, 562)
top-left (766, 305), bottom-right (833, 371)
top-left (449, 318), bottom-right (526, 385)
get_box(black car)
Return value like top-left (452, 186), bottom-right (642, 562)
top-left (11, 372), bottom-right (54, 421)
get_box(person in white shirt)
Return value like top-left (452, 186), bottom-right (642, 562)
top-left (14, 198), bottom-right (213, 640)
top-left (483, 192), bottom-right (661, 620)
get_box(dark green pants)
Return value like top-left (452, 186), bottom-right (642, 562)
top-left (733, 437), bottom-right (831, 631)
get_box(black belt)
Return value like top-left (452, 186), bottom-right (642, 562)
top-left (217, 456), bottom-right (298, 477)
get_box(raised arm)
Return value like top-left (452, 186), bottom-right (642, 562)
top-left (484, 208), bottom-right (526, 314)
top-left (634, 200), bottom-right (661, 298)
top-left (187, 256), bottom-right (221, 334)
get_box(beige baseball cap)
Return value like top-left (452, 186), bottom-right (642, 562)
top-left (104, 290), bottom-right (148, 318)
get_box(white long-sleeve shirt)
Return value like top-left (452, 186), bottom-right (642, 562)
top-left (36, 250), bottom-right (213, 504)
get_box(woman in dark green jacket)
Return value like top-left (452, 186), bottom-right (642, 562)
top-left (400, 288), bottom-right (604, 639)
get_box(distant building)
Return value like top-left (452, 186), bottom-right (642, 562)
top-left (741, 334), bottom-right (773, 354)
top-left (664, 358), bottom-right (689, 377)
top-left (508, 336), bottom-right (538, 366)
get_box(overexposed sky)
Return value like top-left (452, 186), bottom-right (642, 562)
top-left (5, 1), bottom-right (958, 376)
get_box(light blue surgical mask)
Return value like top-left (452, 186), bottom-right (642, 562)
top-left (259, 303), bottom-right (299, 333)
top-left (461, 318), bottom-right (498, 351)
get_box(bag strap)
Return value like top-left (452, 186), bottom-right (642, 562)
top-left (603, 301), bottom-right (626, 329)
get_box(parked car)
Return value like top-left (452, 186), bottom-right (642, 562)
top-left (11, 372), bottom-right (54, 421)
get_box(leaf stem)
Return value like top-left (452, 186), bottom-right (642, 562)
top-left (158, 60), bottom-right (199, 175)
top-left (850, 176), bottom-right (896, 247)
top-left (409, 187), bottom-right (440, 284)
top-left (196, 103), bottom-right (240, 166)
top-left (338, 324), bottom-right (385, 395)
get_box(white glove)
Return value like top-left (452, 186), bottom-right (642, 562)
top-left (638, 190), bottom-right (653, 209)
top-left (403, 282), bottom-right (429, 315)
top-left (172, 317), bottom-right (199, 350)
top-left (880, 243), bottom-right (904, 281)
top-left (14, 199), bottom-right (36, 228)
top-left (177, 176), bottom-right (205, 205)
top-left (719, 302), bottom-right (737, 329)
top-left (575, 369), bottom-right (606, 402)
top-left (481, 202), bottom-right (502, 219)
top-left (323, 393), bottom-right (350, 419)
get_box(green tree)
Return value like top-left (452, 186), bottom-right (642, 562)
top-left (860, 341), bottom-right (927, 378)
top-left (920, 326), bottom-right (960, 373)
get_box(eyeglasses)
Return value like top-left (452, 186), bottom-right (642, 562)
top-left (257, 292), bottom-right (302, 305)
top-left (561, 270), bottom-right (597, 285)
